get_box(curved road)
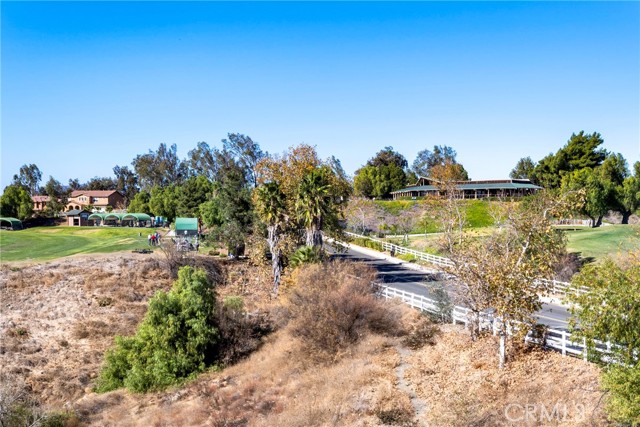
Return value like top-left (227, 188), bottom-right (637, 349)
top-left (329, 244), bottom-right (573, 330)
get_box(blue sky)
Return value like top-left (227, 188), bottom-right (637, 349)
top-left (2, 1), bottom-right (639, 188)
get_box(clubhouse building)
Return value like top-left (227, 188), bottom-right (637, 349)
top-left (390, 177), bottom-right (542, 200)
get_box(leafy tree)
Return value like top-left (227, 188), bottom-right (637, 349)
top-left (42, 176), bottom-right (67, 215)
top-left (85, 176), bottom-right (118, 191)
top-left (221, 133), bottom-right (266, 188)
top-left (203, 154), bottom-right (254, 256)
top-left (562, 168), bottom-right (611, 227)
top-left (619, 162), bottom-right (640, 224)
top-left (445, 193), bottom-right (566, 368)
top-left (531, 131), bottom-right (607, 188)
top-left (353, 164), bottom-right (406, 199)
top-left (412, 145), bottom-right (469, 180)
top-left (127, 190), bottom-right (151, 214)
top-left (133, 143), bottom-right (187, 190)
top-left (148, 185), bottom-right (179, 223)
top-left (567, 251), bottom-right (640, 424)
top-left (12, 164), bottom-right (42, 195)
top-left (509, 157), bottom-right (536, 179)
top-left (176, 176), bottom-right (214, 218)
top-left (96, 267), bottom-right (219, 393)
top-left (254, 182), bottom-right (288, 293)
top-left (187, 141), bottom-right (219, 182)
top-left (0, 185), bottom-right (34, 220)
top-left (113, 165), bottom-right (139, 206)
top-left (68, 178), bottom-right (82, 191)
top-left (367, 146), bottom-right (408, 169)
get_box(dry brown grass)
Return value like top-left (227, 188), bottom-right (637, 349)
top-left (406, 327), bottom-right (608, 426)
top-left (1, 255), bottom-right (610, 427)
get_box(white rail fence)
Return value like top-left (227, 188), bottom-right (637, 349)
top-left (379, 285), bottom-right (612, 361)
top-left (344, 231), bottom-right (589, 297)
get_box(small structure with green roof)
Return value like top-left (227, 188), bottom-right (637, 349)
top-left (175, 217), bottom-right (199, 236)
top-left (0, 217), bottom-right (23, 230)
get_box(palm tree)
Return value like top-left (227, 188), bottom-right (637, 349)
top-left (255, 182), bottom-right (287, 294)
top-left (295, 169), bottom-right (333, 248)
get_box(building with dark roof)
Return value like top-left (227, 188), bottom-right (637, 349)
top-left (390, 177), bottom-right (542, 200)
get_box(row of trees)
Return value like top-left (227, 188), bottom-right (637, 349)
top-left (353, 145), bottom-right (469, 199)
top-left (511, 131), bottom-right (640, 225)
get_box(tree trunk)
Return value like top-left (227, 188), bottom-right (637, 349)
top-left (621, 211), bottom-right (631, 224)
top-left (268, 225), bottom-right (282, 294)
top-left (306, 226), bottom-right (323, 248)
top-left (595, 216), bottom-right (603, 227)
top-left (499, 332), bottom-right (506, 369)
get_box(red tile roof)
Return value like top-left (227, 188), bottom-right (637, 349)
top-left (70, 190), bottom-right (121, 198)
top-left (32, 195), bottom-right (51, 202)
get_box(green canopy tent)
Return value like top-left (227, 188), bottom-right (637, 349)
top-left (122, 213), bottom-right (152, 227)
top-left (88, 213), bottom-right (106, 226)
top-left (0, 217), bottom-right (23, 230)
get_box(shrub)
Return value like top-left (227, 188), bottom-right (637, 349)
top-left (214, 301), bottom-right (274, 366)
top-left (288, 246), bottom-right (323, 268)
top-left (402, 319), bottom-right (439, 349)
top-left (396, 253), bottom-right (417, 262)
top-left (289, 261), bottom-right (401, 361)
top-left (96, 266), bottom-right (219, 393)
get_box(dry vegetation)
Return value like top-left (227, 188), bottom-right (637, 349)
top-left (1, 254), bottom-right (609, 426)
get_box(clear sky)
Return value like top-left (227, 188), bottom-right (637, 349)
top-left (2, 1), bottom-right (639, 189)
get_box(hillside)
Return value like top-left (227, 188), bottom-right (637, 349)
top-left (0, 254), bottom-right (608, 426)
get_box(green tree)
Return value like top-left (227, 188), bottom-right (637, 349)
top-left (619, 163), bottom-right (640, 224)
top-left (96, 267), bottom-right (219, 393)
top-left (187, 141), bottom-right (219, 182)
top-left (177, 175), bottom-right (214, 218)
top-left (127, 190), bottom-right (151, 214)
top-left (205, 154), bottom-right (254, 256)
top-left (148, 185), bottom-right (179, 223)
top-left (568, 252), bottom-right (640, 424)
top-left (133, 143), bottom-right (187, 190)
top-left (85, 176), bottom-right (118, 190)
top-left (354, 147), bottom-right (408, 198)
top-left (562, 168), bottom-right (610, 227)
top-left (412, 145), bottom-right (469, 180)
top-left (509, 157), bottom-right (536, 179)
top-left (113, 165), bottom-right (139, 206)
top-left (12, 164), bottom-right (42, 195)
top-left (42, 176), bottom-right (67, 215)
top-left (531, 131), bottom-right (607, 188)
top-left (222, 133), bottom-right (266, 188)
top-left (0, 185), bottom-right (34, 220)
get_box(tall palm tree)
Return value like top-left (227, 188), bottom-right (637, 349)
top-left (255, 182), bottom-right (287, 294)
top-left (295, 169), bottom-right (333, 248)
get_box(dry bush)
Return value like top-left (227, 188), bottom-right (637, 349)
top-left (401, 317), bottom-right (440, 350)
top-left (288, 261), bottom-right (402, 361)
top-left (374, 383), bottom-right (416, 426)
top-left (214, 303), bottom-right (275, 366)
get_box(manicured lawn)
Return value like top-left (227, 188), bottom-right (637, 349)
top-left (0, 226), bottom-right (161, 262)
top-left (563, 224), bottom-right (639, 261)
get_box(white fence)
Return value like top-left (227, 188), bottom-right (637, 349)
top-left (344, 231), bottom-right (453, 267)
top-left (345, 231), bottom-right (587, 297)
top-left (378, 285), bottom-right (612, 361)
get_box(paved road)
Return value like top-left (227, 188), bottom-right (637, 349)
top-left (329, 244), bottom-right (573, 330)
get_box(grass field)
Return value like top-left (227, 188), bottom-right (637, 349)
top-left (563, 224), bottom-right (639, 261)
top-left (0, 226), bottom-right (161, 262)
top-left (375, 199), bottom-right (496, 232)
